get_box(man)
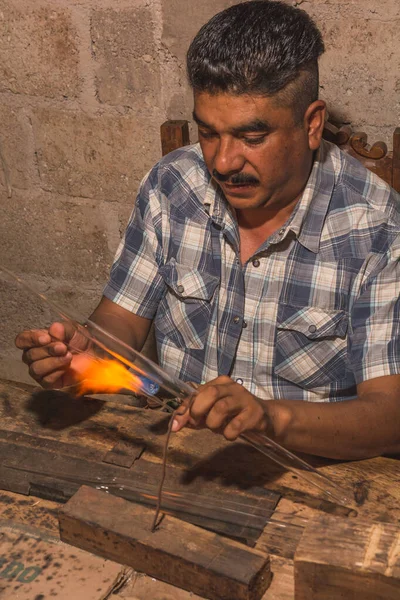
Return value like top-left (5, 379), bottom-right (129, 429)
top-left (16, 1), bottom-right (400, 460)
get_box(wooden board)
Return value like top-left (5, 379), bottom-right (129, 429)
top-left (393, 127), bottom-right (400, 192)
top-left (0, 429), bottom-right (280, 546)
top-left (59, 485), bottom-right (272, 600)
top-left (2, 379), bottom-right (400, 600)
top-left (294, 513), bottom-right (400, 600)
top-left (160, 120), bottom-right (190, 156)
top-left (2, 380), bottom-right (399, 526)
top-left (102, 439), bottom-right (145, 467)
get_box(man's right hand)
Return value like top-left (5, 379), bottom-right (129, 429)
top-left (15, 321), bottom-right (89, 389)
top-left (15, 296), bottom-right (154, 391)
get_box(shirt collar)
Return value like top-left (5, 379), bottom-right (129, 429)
top-left (202, 139), bottom-right (340, 254)
top-left (289, 140), bottom-right (339, 253)
top-left (204, 172), bottom-right (237, 232)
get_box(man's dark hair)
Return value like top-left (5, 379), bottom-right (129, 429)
top-left (187, 0), bottom-right (325, 123)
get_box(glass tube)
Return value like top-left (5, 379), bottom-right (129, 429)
top-left (1, 265), bottom-right (353, 507)
top-left (241, 431), bottom-right (351, 505)
top-left (5, 463), bottom-right (306, 535)
top-left (152, 397), bottom-right (352, 506)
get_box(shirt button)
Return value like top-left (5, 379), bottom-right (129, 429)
top-left (252, 259), bottom-right (260, 267)
top-left (308, 325), bottom-right (317, 333)
top-left (279, 228), bottom-right (285, 236)
top-left (233, 316), bottom-right (240, 324)
top-left (177, 285), bottom-right (185, 294)
top-left (236, 378), bottom-right (244, 385)
top-left (242, 320), bottom-right (248, 329)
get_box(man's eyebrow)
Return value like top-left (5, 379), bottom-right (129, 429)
top-left (192, 112), bottom-right (212, 129)
top-left (192, 112), bottom-right (271, 134)
top-left (231, 119), bottom-right (272, 134)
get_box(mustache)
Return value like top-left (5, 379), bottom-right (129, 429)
top-left (212, 169), bottom-right (259, 185)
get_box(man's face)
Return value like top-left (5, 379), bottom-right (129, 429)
top-left (193, 91), bottom-right (324, 213)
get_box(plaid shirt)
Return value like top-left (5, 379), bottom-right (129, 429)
top-left (104, 140), bottom-right (400, 402)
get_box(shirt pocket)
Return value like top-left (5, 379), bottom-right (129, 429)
top-left (275, 304), bottom-right (349, 389)
top-left (155, 259), bottom-right (219, 350)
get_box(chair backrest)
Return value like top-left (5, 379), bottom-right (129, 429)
top-left (160, 120), bottom-right (400, 193)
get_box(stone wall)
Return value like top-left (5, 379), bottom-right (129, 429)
top-left (0, 0), bottom-right (399, 382)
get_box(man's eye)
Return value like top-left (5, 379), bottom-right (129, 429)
top-left (243, 136), bottom-right (267, 145)
top-left (199, 130), bottom-right (217, 139)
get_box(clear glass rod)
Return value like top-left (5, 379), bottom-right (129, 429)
top-left (1, 265), bottom-right (354, 508)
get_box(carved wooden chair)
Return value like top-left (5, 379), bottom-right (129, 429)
top-left (161, 120), bottom-right (400, 193)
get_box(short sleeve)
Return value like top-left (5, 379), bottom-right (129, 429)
top-left (349, 237), bottom-right (400, 384)
top-left (103, 169), bottom-right (166, 319)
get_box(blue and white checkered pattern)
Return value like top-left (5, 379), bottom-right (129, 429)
top-left (104, 140), bottom-right (400, 402)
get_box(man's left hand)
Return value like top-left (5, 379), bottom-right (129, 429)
top-left (172, 376), bottom-right (270, 440)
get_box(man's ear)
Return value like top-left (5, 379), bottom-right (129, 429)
top-left (305, 100), bottom-right (326, 151)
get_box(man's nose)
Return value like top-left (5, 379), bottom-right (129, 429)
top-left (213, 137), bottom-right (245, 176)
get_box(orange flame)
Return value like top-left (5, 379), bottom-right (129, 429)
top-left (75, 354), bottom-right (146, 396)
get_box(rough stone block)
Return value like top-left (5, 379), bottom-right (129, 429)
top-left (161, 0), bottom-right (239, 64)
top-left (317, 18), bottom-right (400, 141)
top-left (294, 0), bottom-right (400, 21)
top-left (0, 274), bottom-right (103, 385)
top-left (0, 2), bottom-right (80, 99)
top-left (47, 281), bottom-right (105, 323)
top-left (0, 187), bottom-right (113, 283)
top-left (91, 7), bottom-right (161, 109)
top-left (282, 1), bottom-right (400, 146)
top-left (32, 108), bottom-right (161, 202)
top-left (160, 0), bottom-right (240, 123)
top-left (0, 274), bottom-right (51, 383)
top-left (161, 0), bottom-right (400, 148)
top-left (95, 60), bottom-right (161, 110)
top-left (0, 105), bottom-right (35, 191)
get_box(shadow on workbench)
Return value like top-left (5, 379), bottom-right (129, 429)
top-left (26, 389), bottom-right (104, 429)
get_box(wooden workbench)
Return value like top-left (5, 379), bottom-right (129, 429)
top-left (0, 378), bottom-right (399, 600)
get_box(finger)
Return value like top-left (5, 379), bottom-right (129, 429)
top-left (196, 381), bottom-right (269, 438)
top-left (22, 342), bottom-right (69, 365)
top-left (28, 354), bottom-right (73, 382)
top-left (188, 384), bottom-right (222, 423)
top-left (223, 413), bottom-right (253, 441)
top-left (15, 329), bottom-right (52, 350)
top-left (204, 384), bottom-right (252, 431)
top-left (171, 393), bottom-right (198, 432)
top-left (48, 321), bottom-right (76, 343)
top-left (188, 382), bottom-right (200, 390)
top-left (189, 381), bottom-right (241, 424)
top-left (223, 406), bottom-right (269, 441)
top-left (41, 369), bottom-right (71, 389)
top-left (49, 321), bottom-right (91, 354)
top-left (171, 409), bottom-right (191, 432)
top-left (205, 397), bottom-right (236, 432)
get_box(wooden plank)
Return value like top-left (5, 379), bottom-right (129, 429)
top-left (0, 431), bottom-right (279, 545)
top-left (119, 456), bottom-right (280, 546)
top-left (257, 519), bottom-right (304, 560)
top-left (264, 556), bottom-right (294, 600)
top-left (102, 440), bottom-right (145, 468)
top-left (294, 514), bottom-right (400, 600)
top-left (392, 127), bottom-right (400, 192)
top-left (160, 120), bottom-right (190, 156)
top-left (59, 485), bottom-right (272, 600)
